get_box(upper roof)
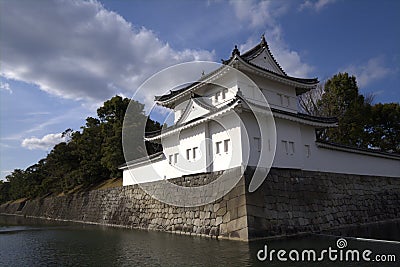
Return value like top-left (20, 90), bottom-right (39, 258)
top-left (155, 35), bottom-right (319, 107)
top-left (223, 34), bottom-right (287, 75)
top-left (222, 35), bottom-right (318, 85)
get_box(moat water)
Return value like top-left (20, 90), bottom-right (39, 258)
top-left (0, 215), bottom-right (399, 266)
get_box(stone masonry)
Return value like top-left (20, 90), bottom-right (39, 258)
top-left (1, 168), bottom-right (399, 241)
top-left (245, 168), bottom-right (400, 239)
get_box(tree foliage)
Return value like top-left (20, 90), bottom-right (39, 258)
top-left (302, 72), bottom-right (400, 152)
top-left (365, 103), bottom-right (400, 152)
top-left (318, 73), bottom-right (369, 146)
top-left (1, 96), bottom-right (161, 203)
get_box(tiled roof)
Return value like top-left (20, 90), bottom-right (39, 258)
top-left (146, 93), bottom-right (338, 140)
top-left (239, 58), bottom-right (318, 85)
top-left (174, 96), bottom-right (217, 125)
top-left (271, 108), bottom-right (338, 124)
top-left (316, 140), bottom-right (400, 160)
top-left (145, 96), bottom-right (241, 139)
top-left (222, 35), bottom-right (318, 85)
top-left (234, 35), bottom-right (287, 76)
top-left (119, 151), bottom-right (164, 169)
top-left (155, 35), bottom-right (318, 104)
top-left (155, 82), bottom-right (201, 102)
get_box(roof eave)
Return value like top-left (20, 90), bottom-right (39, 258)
top-left (145, 98), bottom-right (241, 141)
top-left (316, 141), bottom-right (400, 160)
top-left (153, 65), bottom-right (231, 107)
top-left (234, 57), bottom-right (318, 89)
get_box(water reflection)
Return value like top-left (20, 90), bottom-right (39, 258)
top-left (0, 215), bottom-right (399, 267)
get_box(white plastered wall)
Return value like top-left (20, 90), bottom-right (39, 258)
top-left (299, 124), bottom-right (400, 177)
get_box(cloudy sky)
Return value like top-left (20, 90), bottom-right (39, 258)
top-left (1, 0), bottom-right (399, 180)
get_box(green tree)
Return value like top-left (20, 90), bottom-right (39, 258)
top-left (6, 169), bottom-right (28, 200)
top-left (98, 96), bottom-right (131, 178)
top-left (366, 103), bottom-right (400, 153)
top-left (0, 181), bottom-right (10, 203)
top-left (0, 95), bottom-right (163, 203)
top-left (24, 159), bottom-right (48, 197)
top-left (122, 98), bottom-right (151, 162)
top-left (317, 72), bottom-right (369, 147)
top-left (44, 141), bottom-right (80, 192)
top-left (74, 117), bottom-right (110, 185)
top-left (145, 119), bottom-right (163, 156)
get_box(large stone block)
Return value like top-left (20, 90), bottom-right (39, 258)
top-left (216, 206), bottom-right (227, 216)
top-left (222, 211), bottom-right (231, 223)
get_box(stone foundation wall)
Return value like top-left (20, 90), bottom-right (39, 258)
top-left (0, 171), bottom-right (249, 240)
top-left (1, 168), bottom-right (399, 241)
top-left (245, 168), bottom-right (400, 239)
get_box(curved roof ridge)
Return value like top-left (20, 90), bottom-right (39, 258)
top-left (145, 96), bottom-right (242, 140)
top-left (240, 35), bottom-right (287, 76)
top-left (237, 57), bottom-right (318, 84)
top-left (174, 95), bottom-right (217, 126)
top-left (154, 65), bottom-right (229, 103)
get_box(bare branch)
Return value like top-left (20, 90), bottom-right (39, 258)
top-left (298, 83), bottom-right (325, 115)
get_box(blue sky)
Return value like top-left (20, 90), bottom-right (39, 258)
top-left (1, 0), bottom-right (399, 180)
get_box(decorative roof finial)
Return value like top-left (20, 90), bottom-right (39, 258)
top-left (237, 87), bottom-right (243, 97)
top-left (232, 45), bottom-right (240, 57)
top-left (261, 33), bottom-right (266, 46)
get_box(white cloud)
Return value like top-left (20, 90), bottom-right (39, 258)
top-left (342, 56), bottom-right (392, 88)
top-left (273, 46), bottom-right (314, 77)
top-left (2, 105), bottom-right (89, 142)
top-left (0, 0), bottom-right (214, 108)
top-left (230, 0), bottom-right (286, 28)
top-left (230, 1), bottom-right (314, 77)
top-left (299, 0), bottom-right (336, 12)
top-left (25, 111), bottom-right (51, 116)
top-left (0, 81), bottom-right (12, 94)
top-left (21, 133), bottom-right (65, 151)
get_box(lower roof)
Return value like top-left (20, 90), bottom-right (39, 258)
top-left (316, 141), bottom-right (400, 160)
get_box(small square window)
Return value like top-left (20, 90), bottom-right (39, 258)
top-left (254, 137), bottom-right (261, 152)
top-left (289, 141), bottom-right (295, 155)
top-left (222, 89), bottom-right (228, 99)
top-left (277, 93), bottom-right (283, 105)
top-left (305, 145), bottom-right (310, 158)
top-left (216, 141), bottom-right (222, 154)
top-left (285, 96), bottom-right (290, 107)
top-left (224, 139), bottom-right (230, 153)
top-left (215, 92), bottom-right (220, 102)
top-left (282, 140), bottom-right (288, 155)
top-left (193, 147), bottom-right (198, 159)
top-left (186, 149), bottom-right (191, 160)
